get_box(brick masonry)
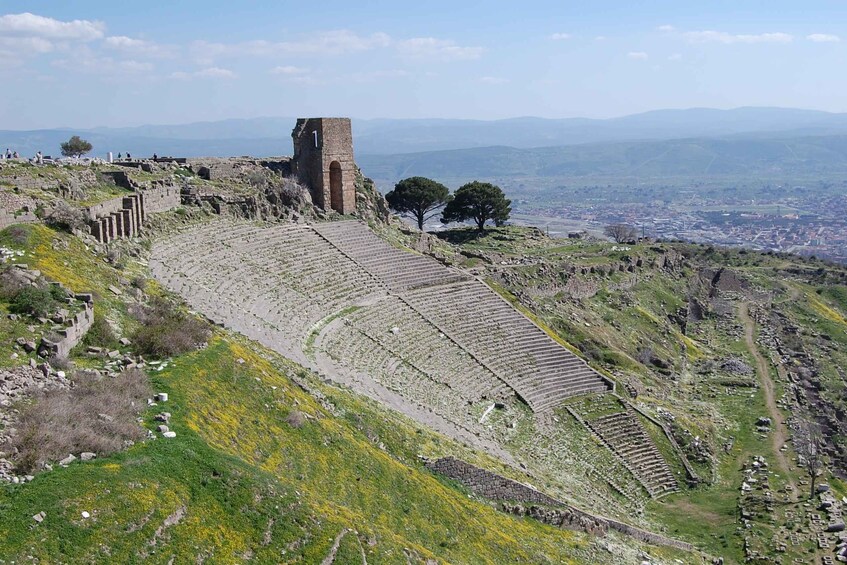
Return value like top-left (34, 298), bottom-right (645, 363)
top-left (291, 118), bottom-right (356, 214)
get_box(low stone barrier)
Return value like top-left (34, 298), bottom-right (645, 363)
top-left (426, 456), bottom-right (694, 552)
top-left (38, 291), bottom-right (94, 359)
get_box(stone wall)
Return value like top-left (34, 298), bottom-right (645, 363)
top-left (38, 298), bottom-right (94, 359)
top-left (426, 457), bottom-right (695, 552)
top-left (427, 456), bottom-right (567, 507)
top-left (0, 209), bottom-right (38, 230)
top-left (292, 118), bottom-right (356, 214)
top-left (142, 184), bottom-right (181, 213)
top-left (0, 174), bottom-right (59, 192)
top-left (85, 184), bottom-right (180, 243)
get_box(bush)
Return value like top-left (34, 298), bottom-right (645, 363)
top-left (81, 312), bottom-right (118, 350)
top-left (8, 286), bottom-right (61, 318)
top-left (44, 201), bottom-right (87, 233)
top-left (0, 268), bottom-right (26, 300)
top-left (5, 368), bottom-right (151, 473)
top-left (130, 276), bottom-right (147, 291)
top-left (130, 297), bottom-right (211, 358)
top-left (5, 225), bottom-right (30, 245)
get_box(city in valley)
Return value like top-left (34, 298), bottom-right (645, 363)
top-left (505, 178), bottom-right (847, 262)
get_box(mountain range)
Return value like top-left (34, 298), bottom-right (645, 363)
top-left (4, 107), bottom-right (847, 182)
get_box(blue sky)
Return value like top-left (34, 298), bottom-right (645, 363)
top-left (2, 1), bottom-right (847, 129)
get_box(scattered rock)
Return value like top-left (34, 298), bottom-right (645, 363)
top-left (80, 452), bottom-right (96, 461)
top-left (162, 431), bottom-right (176, 438)
top-left (32, 511), bottom-right (46, 523)
top-left (155, 392), bottom-right (168, 402)
top-left (59, 454), bottom-right (77, 466)
top-left (157, 425), bottom-right (169, 434)
top-left (108, 285), bottom-right (122, 296)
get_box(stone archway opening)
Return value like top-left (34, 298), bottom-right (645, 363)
top-left (329, 161), bottom-right (344, 213)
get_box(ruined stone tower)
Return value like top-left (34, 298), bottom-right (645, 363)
top-left (291, 118), bottom-right (356, 214)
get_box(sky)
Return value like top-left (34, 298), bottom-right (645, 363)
top-left (2, 1), bottom-right (847, 129)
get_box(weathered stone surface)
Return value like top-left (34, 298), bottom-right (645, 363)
top-left (292, 118), bottom-right (356, 214)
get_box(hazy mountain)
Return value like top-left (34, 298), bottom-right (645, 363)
top-left (357, 134), bottom-right (847, 185)
top-left (4, 107), bottom-right (847, 159)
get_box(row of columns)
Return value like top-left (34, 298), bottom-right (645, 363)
top-left (89, 193), bottom-right (147, 243)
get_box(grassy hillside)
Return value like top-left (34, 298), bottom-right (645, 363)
top-left (0, 224), bottom-right (691, 564)
top-left (437, 226), bottom-right (847, 563)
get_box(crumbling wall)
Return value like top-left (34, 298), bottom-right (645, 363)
top-left (0, 209), bottom-right (38, 230)
top-left (38, 298), bottom-right (94, 359)
top-left (426, 456), bottom-right (694, 551)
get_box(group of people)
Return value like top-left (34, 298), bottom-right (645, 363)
top-left (2, 149), bottom-right (45, 164)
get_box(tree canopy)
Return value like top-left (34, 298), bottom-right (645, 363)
top-left (60, 136), bottom-right (93, 158)
top-left (441, 181), bottom-right (511, 231)
top-left (604, 223), bottom-right (638, 243)
top-left (385, 176), bottom-right (451, 230)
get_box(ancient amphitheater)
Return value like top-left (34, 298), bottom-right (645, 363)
top-left (151, 219), bottom-right (679, 499)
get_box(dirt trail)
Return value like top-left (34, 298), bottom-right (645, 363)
top-left (739, 302), bottom-right (796, 494)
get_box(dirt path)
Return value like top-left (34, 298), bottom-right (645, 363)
top-left (739, 302), bottom-right (796, 494)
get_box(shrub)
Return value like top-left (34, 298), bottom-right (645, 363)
top-left (81, 312), bottom-right (118, 350)
top-left (5, 368), bottom-right (151, 473)
top-left (46, 354), bottom-right (73, 371)
top-left (9, 286), bottom-right (59, 318)
top-left (130, 276), bottom-right (147, 291)
top-left (0, 268), bottom-right (27, 300)
top-left (5, 225), bottom-right (30, 245)
top-left (44, 201), bottom-right (87, 232)
top-left (130, 297), bottom-right (211, 358)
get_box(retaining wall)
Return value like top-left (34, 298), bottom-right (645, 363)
top-left (426, 457), bottom-right (694, 552)
top-left (38, 293), bottom-right (94, 359)
top-left (0, 209), bottom-right (38, 230)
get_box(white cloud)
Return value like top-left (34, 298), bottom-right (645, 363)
top-left (397, 37), bottom-right (483, 61)
top-left (270, 65), bottom-right (308, 75)
top-left (0, 12), bottom-right (104, 40)
top-left (171, 66), bottom-right (236, 80)
top-left (479, 76), bottom-right (509, 84)
top-left (350, 69), bottom-right (411, 83)
top-left (667, 53), bottom-right (682, 61)
top-left (0, 36), bottom-right (54, 54)
top-left (0, 12), bottom-right (106, 62)
top-left (807, 33), bottom-right (840, 43)
top-left (195, 67), bottom-right (235, 79)
top-left (549, 33), bottom-right (571, 40)
top-left (191, 30), bottom-right (391, 62)
top-left (657, 25), bottom-right (675, 32)
top-left (104, 35), bottom-right (175, 57)
top-left (594, 36), bottom-right (606, 41)
top-left (683, 30), bottom-right (793, 44)
top-left (51, 55), bottom-right (152, 74)
top-left (627, 51), bottom-right (649, 60)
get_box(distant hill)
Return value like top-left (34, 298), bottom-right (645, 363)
top-left (5, 107), bottom-right (847, 159)
top-left (357, 134), bottom-right (847, 185)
